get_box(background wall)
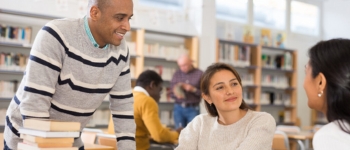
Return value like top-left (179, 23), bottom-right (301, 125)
top-left (323, 0), bottom-right (350, 40)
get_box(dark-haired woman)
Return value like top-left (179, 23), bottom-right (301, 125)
top-left (304, 39), bottom-right (350, 149)
top-left (175, 63), bottom-right (275, 150)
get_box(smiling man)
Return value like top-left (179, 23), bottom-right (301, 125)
top-left (3, 0), bottom-right (135, 149)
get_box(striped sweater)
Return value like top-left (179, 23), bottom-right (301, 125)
top-left (4, 18), bottom-right (136, 150)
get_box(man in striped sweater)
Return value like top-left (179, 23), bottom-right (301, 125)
top-left (3, 0), bottom-right (135, 149)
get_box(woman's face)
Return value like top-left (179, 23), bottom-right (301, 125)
top-left (303, 61), bottom-right (326, 112)
top-left (203, 69), bottom-right (243, 114)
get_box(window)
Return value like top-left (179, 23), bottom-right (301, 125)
top-left (291, 1), bottom-right (319, 36)
top-left (216, 0), bottom-right (248, 23)
top-left (139, 0), bottom-right (185, 10)
top-left (253, 0), bottom-right (286, 29)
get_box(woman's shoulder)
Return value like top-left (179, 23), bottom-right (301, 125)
top-left (189, 113), bottom-right (216, 125)
top-left (244, 110), bottom-right (276, 129)
top-left (313, 121), bottom-right (350, 149)
top-left (315, 121), bottom-right (350, 137)
top-left (194, 113), bottom-right (216, 121)
top-left (249, 110), bottom-right (275, 122)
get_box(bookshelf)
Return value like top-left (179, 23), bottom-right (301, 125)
top-left (129, 28), bottom-right (198, 127)
top-left (0, 9), bottom-right (199, 129)
top-left (216, 39), bottom-right (298, 125)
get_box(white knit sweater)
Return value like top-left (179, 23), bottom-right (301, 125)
top-left (175, 110), bottom-right (276, 150)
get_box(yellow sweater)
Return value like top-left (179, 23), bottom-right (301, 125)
top-left (132, 91), bottom-right (179, 150)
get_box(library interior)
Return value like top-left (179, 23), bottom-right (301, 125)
top-left (0, 0), bottom-right (350, 150)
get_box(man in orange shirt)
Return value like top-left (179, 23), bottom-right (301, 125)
top-left (109, 70), bottom-right (181, 149)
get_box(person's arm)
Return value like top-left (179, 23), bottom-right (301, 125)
top-left (236, 113), bottom-right (276, 150)
top-left (109, 48), bottom-right (136, 150)
top-left (175, 115), bottom-right (201, 150)
top-left (19, 22), bottom-right (65, 120)
top-left (142, 98), bottom-right (178, 143)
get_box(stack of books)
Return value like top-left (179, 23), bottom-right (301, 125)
top-left (17, 119), bottom-right (81, 150)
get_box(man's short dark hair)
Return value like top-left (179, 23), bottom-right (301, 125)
top-left (136, 70), bottom-right (163, 87)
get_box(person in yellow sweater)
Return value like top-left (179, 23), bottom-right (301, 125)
top-left (109, 70), bottom-right (181, 149)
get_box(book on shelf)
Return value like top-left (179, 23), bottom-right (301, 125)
top-left (0, 80), bottom-right (18, 98)
top-left (20, 134), bottom-right (74, 144)
top-left (261, 52), bottom-right (293, 70)
top-left (274, 32), bottom-right (286, 48)
top-left (218, 43), bottom-right (250, 67)
top-left (0, 24), bottom-right (32, 45)
top-left (18, 128), bottom-right (80, 138)
top-left (18, 142), bottom-right (78, 150)
top-left (22, 140), bottom-right (73, 148)
top-left (260, 28), bottom-right (272, 46)
top-left (23, 119), bottom-right (80, 132)
top-left (0, 52), bottom-right (28, 71)
top-left (126, 41), bottom-right (137, 56)
top-left (143, 43), bottom-right (188, 61)
top-left (243, 25), bottom-right (254, 43)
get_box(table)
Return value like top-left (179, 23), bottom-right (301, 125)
top-left (287, 131), bottom-right (314, 150)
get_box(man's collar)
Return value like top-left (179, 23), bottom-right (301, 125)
top-left (133, 86), bottom-right (149, 96)
top-left (83, 16), bottom-right (109, 49)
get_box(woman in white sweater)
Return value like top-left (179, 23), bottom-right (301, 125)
top-left (176, 63), bottom-right (276, 150)
top-left (304, 39), bottom-right (350, 150)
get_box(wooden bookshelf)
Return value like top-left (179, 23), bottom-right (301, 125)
top-left (216, 39), bottom-right (298, 124)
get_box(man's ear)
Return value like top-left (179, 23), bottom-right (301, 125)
top-left (202, 93), bottom-right (212, 104)
top-left (150, 81), bottom-right (154, 89)
top-left (317, 72), bottom-right (327, 92)
top-left (89, 5), bottom-right (100, 21)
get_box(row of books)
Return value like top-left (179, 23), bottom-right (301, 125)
top-left (0, 25), bottom-right (32, 45)
top-left (260, 92), bottom-right (291, 106)
top-left (0, 80), bottom-right (18, 98)
top-left (0, 52), bottom-right (28, 71)
top-left (261, 74), bottom-right (289, 89)
top-left (279, 110), bottom-right (292, 123)
top-left (243, 91), bottom-right (254, 105)
top-left (221, 24), bottom-right (286, 48)
top-left (240, 73), bottom-right (254, 86)
top-left (144, 66), bottom-right (176, 81)
top-left (143, 43), bottom-right (188, 61)
top-left (262, 52), bottom-right (293, 70)
top-left (126, 41), bottom-right (137, 56)
top-left (218, 43), bottom-right (251, 67)
top-left (18, 119), bottom-right (80, 150)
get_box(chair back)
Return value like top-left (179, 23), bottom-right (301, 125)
top-left (272, 130), bottom-right (290, 150)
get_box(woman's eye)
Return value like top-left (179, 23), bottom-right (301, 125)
top-left (232, 82), bottom-right (238, 86)
top-left (216, 86), bottom-right (223, 90)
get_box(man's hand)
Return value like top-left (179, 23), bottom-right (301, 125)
top-left (173, 83), bottom-right (185, 99)
top-left (181, 83), bottom-right (197, 93)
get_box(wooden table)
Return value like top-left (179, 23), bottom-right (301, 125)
top-left (287, 131), bottom-right (314, 150)
top-left (84, 143), bottom-right (115, 150)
